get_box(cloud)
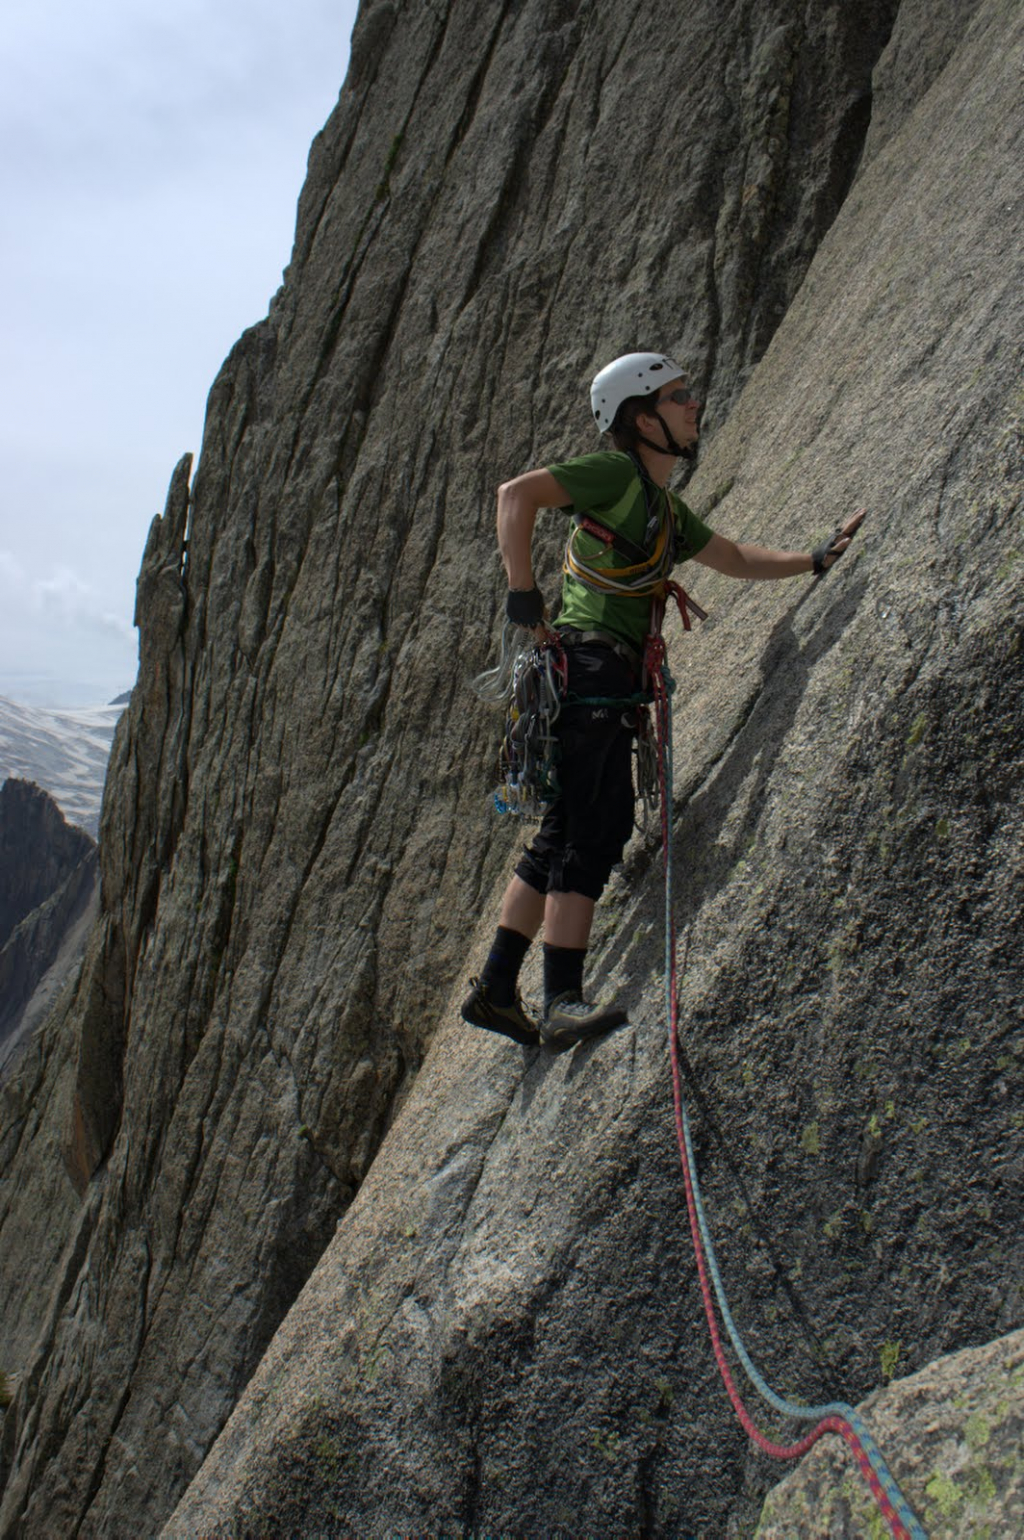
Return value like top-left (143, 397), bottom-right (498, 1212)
top-left (33, 567), bottom-right (136, 642)
top-left (0, 551), bottom-right (138, 706)
top-left (0, 551), bottom-right (135, 651)
top-left (1, 0), bottom-right (352, 197)
top-left (0, 551), bottom-right (26, 588)
top-left (0, 1), bottom-right (358, 706)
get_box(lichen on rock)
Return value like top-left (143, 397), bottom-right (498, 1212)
top-left (755, 1329), bottom-right (1024, 1538)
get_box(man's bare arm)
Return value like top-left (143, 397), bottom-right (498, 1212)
top-left (693, 510), bottom-right (865, 580)
top-left (497, 469), bottom-right (573, 588)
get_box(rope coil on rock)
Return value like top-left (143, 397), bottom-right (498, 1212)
top-left (646, 584), bottom-right (926, 1540)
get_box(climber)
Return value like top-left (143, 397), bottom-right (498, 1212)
top-left (463, 351), bottom-right (863, 1053)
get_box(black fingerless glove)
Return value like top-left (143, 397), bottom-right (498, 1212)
top-left (506, 585), bottom-right (545, 627)
top-left (812, 530), bottom-right (843, 575)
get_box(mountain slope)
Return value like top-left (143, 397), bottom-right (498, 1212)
top-left (2, 0), bottom-right (1021, 1536)
top-left (164, 0), bottom-right (1023, 1532)
top-left (0, 780), bottom-right (98, 1079)
top-left (0, 699), bottom-right (124, 838)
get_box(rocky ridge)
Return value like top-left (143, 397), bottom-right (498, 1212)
top-left (0, 780), bottom-right (97, 1080)
top-left (0, 779), bottom-right (93, 950)
top-left (1, 0), bottom-right (1021, 1536)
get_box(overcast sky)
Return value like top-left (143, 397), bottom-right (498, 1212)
top-left (1, 0), bottom-right (359, 707)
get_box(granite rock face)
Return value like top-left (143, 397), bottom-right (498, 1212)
top-left (3, 0), bottom-right (1023, 1537)
top-left (163, 0), bottom-right (1023, 1533)
top-left (0, 780), bottom-right (93, 956)
top-left (756, 1329), bottom-right (1024, 1538)
top-left (0, 780), bottom-right (97, 1077)
top-left (859, 0), bottom-right (987, 170)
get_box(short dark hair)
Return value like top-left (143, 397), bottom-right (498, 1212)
top-left (608, 391), bottom-right (659, 451)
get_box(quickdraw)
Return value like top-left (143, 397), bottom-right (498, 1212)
top-left (489, 576), bottom-right (706, 831)
top-left (493, 635), bottom-right (568, 818)
top-left (492, 642), bottom-right (664, 829)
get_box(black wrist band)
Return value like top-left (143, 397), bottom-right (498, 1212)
top-left (506, 585), bottom-right (545, 627)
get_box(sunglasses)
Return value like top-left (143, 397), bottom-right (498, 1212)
top-left (655, 387), bottom-right (699, 407)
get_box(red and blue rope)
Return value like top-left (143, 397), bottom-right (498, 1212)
top-left (646, 586), bottom-right (925, 1539)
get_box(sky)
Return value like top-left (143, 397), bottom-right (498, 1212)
top-left (0, 0), bottom-right (360, 707)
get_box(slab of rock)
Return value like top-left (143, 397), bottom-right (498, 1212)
top-left (756, 1329), bottom-right (1024, 1538)
top-left (3, 0), bottom-right (1023, 1536)
top-left (164, 1), bottom-right (1022, 1534)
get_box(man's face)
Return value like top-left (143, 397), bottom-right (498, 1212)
top-left (644, 377), bottom-right (701, 449)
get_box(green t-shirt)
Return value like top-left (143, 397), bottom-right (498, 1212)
top-left (546, 451), bottom-right (713, 649)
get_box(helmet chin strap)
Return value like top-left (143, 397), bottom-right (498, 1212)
top-left (637, 409), bottom-right (693, 460)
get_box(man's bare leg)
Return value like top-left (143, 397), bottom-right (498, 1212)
top-left (543, 890), bottom-right (595, 948)
top-left (498, 875), bottom-right (547, 939)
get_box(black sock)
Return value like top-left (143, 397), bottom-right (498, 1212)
top-left (543, 944), bottom-right (586, 1011)
top-left (481, 926), bottom-right (532, 1004)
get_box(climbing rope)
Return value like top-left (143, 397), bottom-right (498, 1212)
top-left (646, 586), bottom-right (926, 1540)
top-left (562, 465), bottom-right (676, 598)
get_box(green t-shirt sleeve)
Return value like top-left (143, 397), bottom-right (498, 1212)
top-left (671, 492), bottom-right (714, 560)
top-left (545, 451), bottom-right (637, 511)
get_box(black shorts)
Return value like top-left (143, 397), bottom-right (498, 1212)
top-left (515, 640), bottom-right (638, 902)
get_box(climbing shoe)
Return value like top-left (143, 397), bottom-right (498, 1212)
top-left (540, 992), bottom-right (630, 1054)
top-left (461, 977), bottom-right (540, 1046)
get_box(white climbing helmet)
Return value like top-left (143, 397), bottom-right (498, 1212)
top-left (590, 352), bottom-right (687, 433)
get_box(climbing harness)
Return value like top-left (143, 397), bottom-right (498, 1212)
top-left (562, 457), bottom-right (685, 600)
top-left (488, 633), bottom-right (655, 825)
top-left (484, 463), bottom-right (708, 827)
top-left (646, 589), bottom-right (926, 1539)
top-left (487, 632), bottom-right (669, 829)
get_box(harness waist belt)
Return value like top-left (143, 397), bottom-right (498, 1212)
top-left (555, 625), bottom-right (643, 671)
